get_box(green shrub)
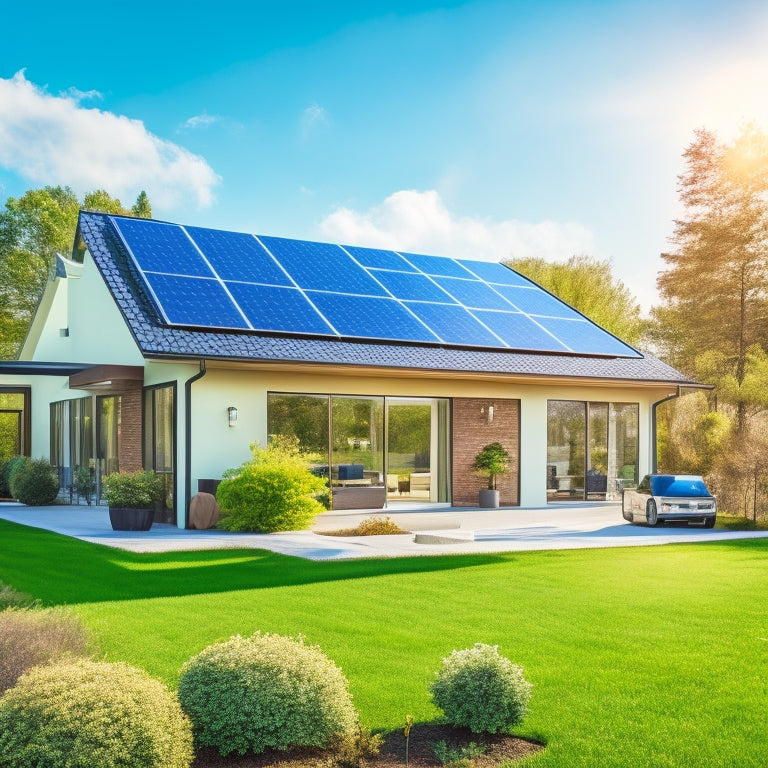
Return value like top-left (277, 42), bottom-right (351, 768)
top-left (11, 457), bottom-right (59, 506)
top-left (216, 438), bottom-right (326, 532)
top-left (429, 643), bottom-right (532, 734)
top-left (0, 458), bottom-right (19, 497)
top-left (178, 631), bottom-right (358, 756)
top-left (102, 469), bottom-right (163, 508)
top-left (0, 606), bottom-right (91, 694)
top-left (0, 659), bottom-right (193, 768)
top-left (0, 583), bottom-right (35, 610)
top-left (4, 456), bottom-right (29, 499)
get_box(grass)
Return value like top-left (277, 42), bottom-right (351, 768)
top-left (716, 513), bottom-right (768, 531)
top-left (0, 518), bottom-right (766, 767)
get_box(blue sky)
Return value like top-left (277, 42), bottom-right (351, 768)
top-left (2, 0), bottom-right (767, 311)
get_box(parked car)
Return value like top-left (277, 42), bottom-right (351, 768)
top-left (622, 474), bottom-right (716, 528)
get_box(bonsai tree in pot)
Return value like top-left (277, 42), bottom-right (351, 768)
top-left (472, 442), bottom-right (511, 508)
top-left (102, 470), bottom-right (163, 531)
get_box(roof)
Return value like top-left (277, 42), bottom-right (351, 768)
top-left (76, 211), bottom-right (698, 386)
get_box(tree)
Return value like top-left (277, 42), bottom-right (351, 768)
top-left (506, 255), bottom-right (644, 344)
top-left (653, 124), bottom-right (768, 429)
top-left (131, 190), bottom-right (152, 218)
top-left (0, 186), bottom-right (152, 359)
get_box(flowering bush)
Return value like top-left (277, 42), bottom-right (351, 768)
top-left (0, 606), bottom-right (91, 694)
top-left (102, 470), bottom-right (163, 508)
top-left (177, 631), bottom-right (358, 756)
top-left (430, 643), bottom-right (532, 733)
top-left (216, 438), bottom-right (326, 532)
top-left (0, 659), bottom-right (193, 768)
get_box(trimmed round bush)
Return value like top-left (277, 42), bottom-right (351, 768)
top-left (429, 643), bottom-right (532, 734)
top-left (0, 606), bottom-right (90, 694)
top-left (178, 632), bottom-right (358, 756)
top-left (0, 659), bottom-right (193, 768)
top-left (11, 457), bottom-right (59, 505)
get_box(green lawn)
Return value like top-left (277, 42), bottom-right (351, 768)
top-left (1, 519), bottom-right (766, 767)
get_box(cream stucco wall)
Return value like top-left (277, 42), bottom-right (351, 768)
top-left (29, 251), bottom-right (143, 366)
top-left (179, 364), bottom-right (677, 513)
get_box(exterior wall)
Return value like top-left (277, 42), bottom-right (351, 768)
top-left (452, 398), bottom-right (519, 506)
top-left (117, 385), bottom-right (144, 472)
top-left (182, 366), bottom-right (677, 515)
top-left (28, 251), bottom-right (143, 366)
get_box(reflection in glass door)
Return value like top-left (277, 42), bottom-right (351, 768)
top-left (386, 398), bottom-right (450, 503)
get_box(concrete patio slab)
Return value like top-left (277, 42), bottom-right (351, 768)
top-left (1, 502), bottom-right (766, 560)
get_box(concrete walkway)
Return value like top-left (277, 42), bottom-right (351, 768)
top-left (1, 502), bottom-right (766, 560)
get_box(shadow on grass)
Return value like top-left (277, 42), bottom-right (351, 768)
top-left (0, 519), bottom-right (512, 605)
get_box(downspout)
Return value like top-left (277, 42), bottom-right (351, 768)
top-left (650, 387), bottom-right (681, 473)
top-left (184, 360), bottom-right (207, 528)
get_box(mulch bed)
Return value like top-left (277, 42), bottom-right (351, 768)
top-left (192, 724), bottom-right (544, 767)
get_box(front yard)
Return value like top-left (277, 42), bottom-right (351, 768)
top-left (0, 519), bottom-right (765, 767)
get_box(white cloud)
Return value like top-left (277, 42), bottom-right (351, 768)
top-left (182, 112), bottom-right (219, 130)
top-left (64, 86), bottom-right (102, 102)
top-left (301, 102), bottom-right (329, 138)
top-left (0, 71), bottom-right (220, 208)
top-left (319, 189), bottom-right (594, 262)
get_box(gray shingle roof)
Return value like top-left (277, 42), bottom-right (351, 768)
top-left (77, 211), bottom-right (696, 386)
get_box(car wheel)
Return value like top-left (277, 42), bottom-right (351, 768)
top-left (703, 515), bottom-right (716, 529)
top-left (646, 499), bottom-right (659, 527)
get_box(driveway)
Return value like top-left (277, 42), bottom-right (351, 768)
top-left (1, 502), bottom-right (766, 560)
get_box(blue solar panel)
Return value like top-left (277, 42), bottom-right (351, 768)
top-left (259, 236), bottom-right (388, 296)
top-left (434, 277), bottom-right (513, 311)
top-left (306, 292), bottom-right (440, 342)
top-left (143, 273), bottom-right (249, 329)
top-left (342, 245), bottom-right (418, 272)
top-left (110, 216), bottom-right (642, 357)
top-left (112, 218), bottom-right (214, 278)
top-left (534, 317), bottom-right (636, 356)
top-left (185, 226), bottom-right (292, 286)
top-left (471, 310), bottom-right (570, 352)
top-left (493, 284), bottom-right (576, 317)
top-left (225, 282), bottom-right (334, 335)
top-left (371, 270), bottom-right (457, 303)
top-left (458, 259), bottom-right (531, 286)
top-left (399, 252), bottom-right (475, 279)
top-left (404, 302), bottom-right (506, 347)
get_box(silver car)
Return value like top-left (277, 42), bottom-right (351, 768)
top-left (622, 474), bottom-right (716, 528)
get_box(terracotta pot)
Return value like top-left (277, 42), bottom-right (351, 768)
top-left (109, 507), bottom-right (154, 531)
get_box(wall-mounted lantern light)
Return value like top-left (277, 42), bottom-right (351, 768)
top-left (227, 406), bottom-right (238, 427)
top-left (480, 404), bottom-right (495, 424)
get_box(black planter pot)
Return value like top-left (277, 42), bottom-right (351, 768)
top-left (109, 507), bottom-right (155, 531)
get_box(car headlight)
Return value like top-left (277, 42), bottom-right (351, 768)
top-left (661, 503), bottom-right (671, 514)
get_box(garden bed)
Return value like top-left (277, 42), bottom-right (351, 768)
top-left (192, 724), bottom-right (544, 767)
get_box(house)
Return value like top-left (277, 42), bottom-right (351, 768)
top-left (0, 211), bottom-right (701, 526)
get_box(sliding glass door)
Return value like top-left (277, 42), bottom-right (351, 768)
top-left (547, 400), bottom-right (638, 501)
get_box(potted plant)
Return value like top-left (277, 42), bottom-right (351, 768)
top-left (472, 442), bottom-right (511, 508)
top-left (102, 470), bottom-right (163, 531)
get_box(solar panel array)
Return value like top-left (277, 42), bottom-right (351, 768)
top-left (109, 216), bottom-right (641, 358)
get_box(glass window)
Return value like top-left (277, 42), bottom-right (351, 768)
top-left (97, 395), bottom-right (121, 477)
top-left (267, 392), bottom-right (451, 508)
top-left (143, 384), bottom-right (176, 521)
top-left (50, 397), bottom-right (93, 493)
top-left (548, 400), bottom-right (639, 501)
top-left (0, 389), bottom-right (29, 463)
top-left (331, 395), bottom-right (384, 489)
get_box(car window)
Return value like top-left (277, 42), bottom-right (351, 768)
top-left (637, 475), bottom-right (651, 493)
top-left (650, 475), bottom-right (711, 497)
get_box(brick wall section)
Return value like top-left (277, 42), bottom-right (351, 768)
top-left (117, 385), bottom-right (143, 472)
top-left (452, 398), bottom-right (520, 506)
